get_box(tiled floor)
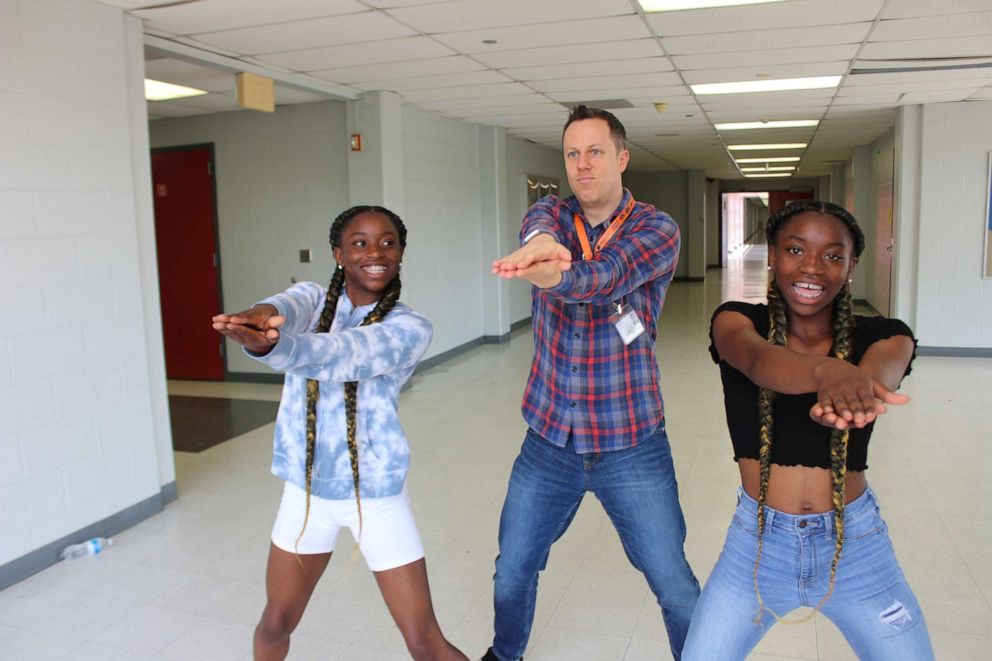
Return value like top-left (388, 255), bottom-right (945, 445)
top-left (1, 247), bottom-right (990, 660)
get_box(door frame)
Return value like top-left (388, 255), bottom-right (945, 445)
top-left (150, 142), bottom-right (228, 377)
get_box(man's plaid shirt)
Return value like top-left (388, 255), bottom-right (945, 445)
top-left (520, 189), bottom-right (680, 453)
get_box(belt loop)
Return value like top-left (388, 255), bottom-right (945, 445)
top-left (824, 512), bottom-right (834, 540)
top-left (764, 505), bottom-right (775, 531)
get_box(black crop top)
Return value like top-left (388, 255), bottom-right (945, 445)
top-left (708, 301), bottom-right (917, 472)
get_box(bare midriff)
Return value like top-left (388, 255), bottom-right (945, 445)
top-left (738, 458), bottom-right (867, 514)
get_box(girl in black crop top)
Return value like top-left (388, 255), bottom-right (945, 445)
top-left (682, 201), bottom-right (935, 660)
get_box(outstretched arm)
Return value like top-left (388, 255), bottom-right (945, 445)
top-left (212, 304), bottom-right (285, 355)
top-left (712, 310), bottom-right (909, 430)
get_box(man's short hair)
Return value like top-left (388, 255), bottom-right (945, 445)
top-left (562, 105), bottom-right (627, 153)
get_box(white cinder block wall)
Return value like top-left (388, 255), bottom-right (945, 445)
top-left (149, 102), bottom-right (351, 374)
top-left (505, 135), bottom-right (570, 324)
top-left (914, 101), bottom-right (992, 348)
top-left (401, 107), bottom-right (485, 358)
top-left (0, 0), bottom-right (167, 569)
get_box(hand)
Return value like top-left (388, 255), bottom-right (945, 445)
top-left (809, 360), bottom-right (910, 430)
top-left (212, 304), bottom-right (285, 355)
top-left (492, 234), bottom-right (572, 278)
top-left (510, 259), bottom-right (571, 289)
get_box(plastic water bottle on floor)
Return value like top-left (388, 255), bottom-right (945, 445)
top-left (60, 537), bottom-right (112, 560)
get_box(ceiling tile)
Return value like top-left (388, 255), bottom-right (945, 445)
top-left (502, 58), bottom-right (673, 82)
top-left (257, 37), bottom-right (455, 72)
top-left (645, 0), bottom-right (884, 36)
top-left (870, 12), bottom-right (992, 42)
top-left (353, 70), bottom-right (512, 92)
top-left (135, 0), bottom-right (366, 35)
top-left (530, 72), bottom-right (683, 93)
top-left (308, 56), bottom-right (485, 84)
top-left (473, 39), bottom-right (662, 68)
top-left (682, 61), bottom-right (848, 85)
top-left (859, 35), bottom-right (992, 60)
top-left (432, 16), bottom-right (651, 53)
top-left (386, 0), bottom-right (632, 33)
top-left (415, 93), bottom-right (553, 111)
top-left (400, 82), bottom-right (534, 102)
top-left (662, 23), bottom-right (872, 55)
top-left (673, 45), bottom-right (859, 71)
top-left (881, 0), bottom-right (992, 19)
top-left (189, 12), bottom-right (417, 55)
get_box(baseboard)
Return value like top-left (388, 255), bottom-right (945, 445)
top-left (673, 276), bottom-right (705, 283)
top-left (483, 332), bottom-right (511, 344)
top-left (224, 371), bottom-right (284, 384)
top-left (511, 317), bottom-right (532, 331)
top-left (917, 346), bottom-right (992, 358)
top-left (415, 337), bottom-right (485, 375)
top-left (0, 486), bottom-right (173, 590)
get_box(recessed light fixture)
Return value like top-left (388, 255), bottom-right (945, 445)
top-left (740, 166), bottom-right (796, 172)
top-left (654, 102), bottom-right (669, 112)
top-left (144, 79), bottom-right (208, 101)
top-left (735, 156), bottom-right (801, 163)
top-left (728, 143), bottom-right (807, 150)
top-left (744, 173), bottom-right (793, 178)
top-left (691, 76), bottom-right (841, 95)
top-left (638, 0), bottom-right (789, 10)
top-left (715, 119), bottom-right (819, 130)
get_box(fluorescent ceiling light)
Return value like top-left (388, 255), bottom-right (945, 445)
top-left (735, 156), bottom-right (801, 163)
top-left (639, 0), bottom-right (789, 11)
top-left (744, 173), bottom-right (793, 178)
top-left (691, 76), bottom-right (841, 95)
top-left (728, 143), bottom-right (807, 150)
top-left (740, 166), bottom-right (796, 172)
top-left (145, 79), bottom-right (208, 101)
top-left (715, 120), bottom-right (819, 130)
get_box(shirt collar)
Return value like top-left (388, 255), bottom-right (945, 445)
top-left (566, 188), bottom-right (633, 229)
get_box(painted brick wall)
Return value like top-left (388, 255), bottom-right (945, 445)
top-left (401, 107), bottom-right (484, 357)
top-left (0, 0), bottom-right (164, 566)
top-left (916, 101), bottom-right (992, 348)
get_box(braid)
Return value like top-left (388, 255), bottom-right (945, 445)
top-left (295, 265), bottom-right (345, 559)
top-left (344, 275), bottom-right (402, 541)
top-left (294, 205), bottom-right (408, 561)
top-left (821, 283), bottom-right (856, 604)
top-left (753, 280), bottom-right (787, 623)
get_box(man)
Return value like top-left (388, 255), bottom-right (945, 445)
top-left (484, 106), bottom-right (700, 661)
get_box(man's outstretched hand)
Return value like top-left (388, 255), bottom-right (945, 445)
top-left (492, 234), bottom-right (572, 288)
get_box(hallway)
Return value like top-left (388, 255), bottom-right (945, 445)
top-left (0, 253), bottom-right (989, 660)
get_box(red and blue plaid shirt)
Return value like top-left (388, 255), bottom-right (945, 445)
top-left (520, 189), bottom-right (680, 453)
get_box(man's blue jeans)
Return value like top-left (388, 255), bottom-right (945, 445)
top-left (491, 425), bottom-right (700, 660)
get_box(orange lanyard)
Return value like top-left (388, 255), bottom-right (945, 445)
top-left (573, 195), bottom-right (636, 260)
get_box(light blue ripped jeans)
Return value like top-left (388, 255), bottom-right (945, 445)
top-left (683, 486), bottom-right (935, 660)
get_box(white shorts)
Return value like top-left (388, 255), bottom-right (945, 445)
top-left (271, 481), bottom-right (424, 571)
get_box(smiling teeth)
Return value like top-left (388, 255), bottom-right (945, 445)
top-left (794, 282), bottom-right (823, 290)
top-left (364, 265), bottom-right (386, 274)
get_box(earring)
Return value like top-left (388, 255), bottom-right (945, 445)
top-left (766, 265), bottom-right (773, 271)
top-left (847, 278), bottom-right (853, 284)
top-left (336, 264), bottom-right (343, 270)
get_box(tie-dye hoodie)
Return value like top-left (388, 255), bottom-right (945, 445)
top-left (248, 281), bottom-right (432, 500)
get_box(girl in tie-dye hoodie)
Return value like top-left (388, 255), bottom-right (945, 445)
top-left (213, 206), bottom-right (466, 661)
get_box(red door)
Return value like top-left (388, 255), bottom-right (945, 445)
top-left (768, 190), bottom-right (813, 216)
top-left (151, 146), bottom-right (224, 380)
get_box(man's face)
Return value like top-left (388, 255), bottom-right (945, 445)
top-left (562, 118), bottom-right (629, 211)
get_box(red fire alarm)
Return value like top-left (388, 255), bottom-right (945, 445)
top-left (350, 133), bottom-right (363, 151)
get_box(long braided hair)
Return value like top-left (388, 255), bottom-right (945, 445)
top-left (295, 205), bottom-right (407, 556)
top-left (753, 200), bottom-right (865, 623)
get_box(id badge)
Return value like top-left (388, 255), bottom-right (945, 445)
top-left (609, 303), bottom-right (645, 345)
